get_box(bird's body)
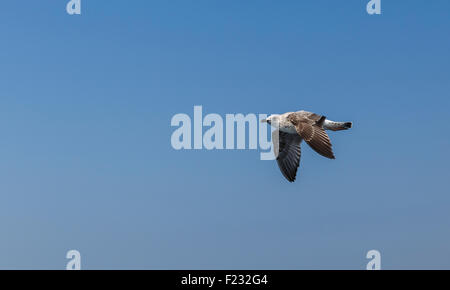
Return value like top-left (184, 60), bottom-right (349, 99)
top-left (274, 112), bottom-right (298, 134)
top-left (262, 110), bottom-right (352, 182)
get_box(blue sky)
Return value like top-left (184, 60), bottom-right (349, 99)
top-left (0, 0), bottom-right (449, 269)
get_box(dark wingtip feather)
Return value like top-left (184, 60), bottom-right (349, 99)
top-left (316, 116), bottom-right (326, 126)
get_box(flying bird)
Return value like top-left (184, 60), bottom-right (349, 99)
top-left (261, 111), bottom-right (352, 182)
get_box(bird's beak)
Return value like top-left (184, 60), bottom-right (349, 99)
top-left (261, 119), bottom-right (267, 123)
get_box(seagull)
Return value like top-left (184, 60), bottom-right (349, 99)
top-left (261, 110), bottom-right (352, 182)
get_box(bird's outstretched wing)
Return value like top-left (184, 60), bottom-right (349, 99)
top-left (288, 112), bottom-right (335, 159)
top-left (272, 130), bottom-right (302, 182)
top-left (295, 120), bottom-right (335, 159)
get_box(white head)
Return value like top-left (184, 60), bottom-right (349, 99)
top-left (261, 114), bottom-right (281, 127)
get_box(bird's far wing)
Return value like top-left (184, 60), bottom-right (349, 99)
top-left (272, 130), bottom-right (302, 182)
top-left (295, 122), bottom-right (335, 159)
top-left (304, 111), bottom-right (323, 122)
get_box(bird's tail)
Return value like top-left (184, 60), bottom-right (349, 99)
top-left (323, 120), bottom-right (352, 131)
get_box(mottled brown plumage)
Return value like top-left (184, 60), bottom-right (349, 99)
top-left (264, 110), bottom-right (352, 182)
top-left (286, 112), bottom-right (335, 159)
